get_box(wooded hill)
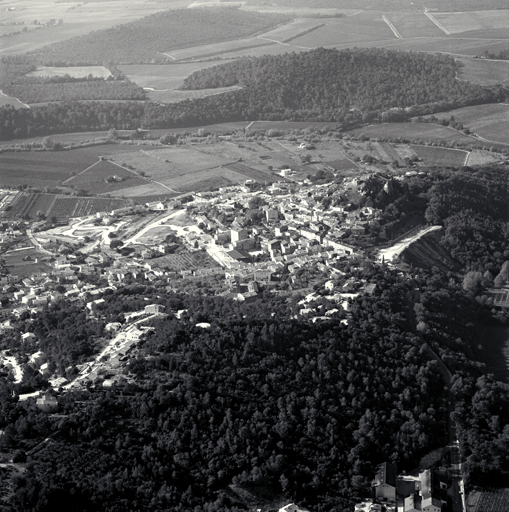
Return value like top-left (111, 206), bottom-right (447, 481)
top-left (2, 48), bottom-right (506, 139)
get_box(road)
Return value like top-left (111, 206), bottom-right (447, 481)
top-left (26, 229), bottom-right (56, 256)
top-left (377, 225), bottom-right (442, 262)
top-left (122, 209), bottom-right (184, 246)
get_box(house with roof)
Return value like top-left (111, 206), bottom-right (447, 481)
top-left (374, 462), bottom-right (397, 502)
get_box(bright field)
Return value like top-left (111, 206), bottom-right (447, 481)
top-left (434, 10), bottom-right (509, 34)
top-left (457, 58), bottom-right (509, 86)
top-left (410, 145), bottom-right (468, 167)
top-left (27, 66), bottom-right (112, 79)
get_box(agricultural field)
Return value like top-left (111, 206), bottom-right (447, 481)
top-left (118, 61), bottom-right (229, 90)
top-left (148, 251), bottom-right (219, 272)
top-left (0, 144), bottom-right (167, 188)
top-left (164, 37), bottom-right (271, 61)
top-left (433, 10), bottom-right (509, 34)
top-left (348, 123), bottom-right (478, 145)
top-left (287, 13), bottom-right (396, 47)
top-left (422, 104), bottom-right (509, 145)
top-left (2, 246), bottom-right (52, 278)
top-left (465, 149), bottom-right (503, 166)
top-left (1, 192), bottom-right (131, 220)
top-left (259, 18), bottom-right (326, 42)
top-left (475, 488), bottom-right (509, 512)
top-left (26, 66), bottom-right (113, 79)
top-left (384, 12), bottom-right (445, 38)
top-left (63, 160), bottom-right (148, 195)
top-left (457, 58), bottom-right (509, 86)
top-left (410, 145), bottom-right (468, 167)
top-left (0, 0), bottom-right (174, 57)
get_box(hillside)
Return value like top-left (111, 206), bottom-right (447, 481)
top-left (28, 8), bottom-right (289, 65)
top-left (177, 48), bottom-right (504, 125)
top-left (399, 228), bottom-right (462, 272)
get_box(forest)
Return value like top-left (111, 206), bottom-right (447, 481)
top-left (0, 168), bottom-right (509, 508)
top-left (0, 269), bottom-right (451, 511)
top-left (1, 48), bottom-right (506, 140)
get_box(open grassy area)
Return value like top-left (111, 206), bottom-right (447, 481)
top-left (457, 58), bottom-right (509, 86)
top-left (3, 246), bottom-right (52, 278)
top-left (385, 11), bottom-right (445, 38)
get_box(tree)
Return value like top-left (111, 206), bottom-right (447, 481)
top-left (110, 239), bottom-right (123, 250)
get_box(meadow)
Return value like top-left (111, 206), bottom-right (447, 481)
top-left (410, 145), bottom-right (468, 167)
top-left (457, 58), bottom-right (509, 86)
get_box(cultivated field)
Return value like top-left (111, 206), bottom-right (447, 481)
top-left (164, 37), bottom-right (271, 61)
top-left (465, 149), bottom-right (503, 166)
top-left (475, 487), bottom-right (509, 511)
top-left (63, 160), bottom-right (148, 195)
top-left (0, 0), bottom-right (174, 57)
top-left (0, 144), bottom-right (168, 188)
top-left (433, 10), bottom-right (509, 34)
top-left (148, 251), bottom-right (219, 272)
top-left (26, 66), bottom-right (113, 79)
top-left (348, 123), bottom-right (478, 145)
top-left (385, 12), bottom-right (445, 38)
top-left (410, 145), bottom-right (468, 167)
top-left (457, 58), bottom-right (509, 86)
top-left (1, 192), bottom-right (131, 220)
top-left (118, 61), bottom-right (231, 90)
top-left (422, 104), bottom-right (509, 145)
top-left (2, 246), bottom-right (51, 278)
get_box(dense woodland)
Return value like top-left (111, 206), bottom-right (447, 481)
top-left (1, 49), bottom-right (506, 140)
top-left (0, 169), bottom-right (509, 508)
